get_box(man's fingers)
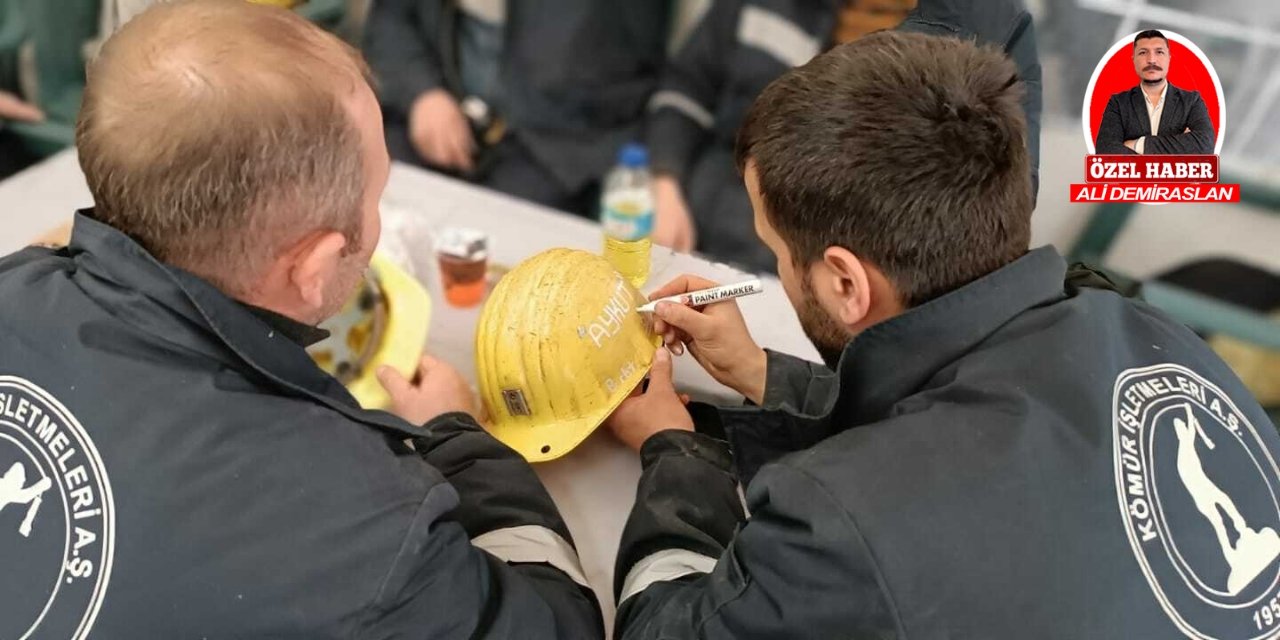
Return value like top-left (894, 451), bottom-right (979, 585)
top-left (430, 126), bottom-right (464, 170)
top-left (649, 274), bottom-right (720, 301)
top-left (655, 318), bottom-right (687, 345)
top-left (661, 326), bottom-right (690, 355)
top-left (6, 102), bottom-right (42, 122)
top-left (445, 119), bottom-right (474, 170)
top-left (411, 133), bottom-right (433, 163)
top-left (442, 132), bottom-right (467, 171)
top-left (604, 396), bottom-right (640, 429)
top-left (456, 151), bottom-right (475, 173)
top-left (655, 301), bottom-right (714, 340)
top-left (416, 353), bottom-right (444, 377)
top-left (647, 348), bottom-right (674, 391)
top-left (678, 231), bottom-right (694, 253)
top-left (425, 135), bottom-right (449, 167)
top-left (674, 221), bottom-right (695, 252)
top-left (0, 92), bottom-right (43, 122)
top-left (450, 127), bottom-right (475, 172)
top-left (437, 136), bottom-right (457, 168)
top-left (376, 365), bottom-right (412, 399)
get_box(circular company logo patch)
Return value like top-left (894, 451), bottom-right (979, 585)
top-left (0, 377), bottom-right (115, 640)
top-left (1114, 364), bottom-right (1280, 639)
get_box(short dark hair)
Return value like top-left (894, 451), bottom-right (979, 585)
top-left (735, 31), bottom-right (1032, 308)
top-left (1133, 29), bottom-right (1168, 51)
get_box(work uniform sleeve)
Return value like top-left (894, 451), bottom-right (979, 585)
top-left (1143, 91), bottom-right (1216, 155)
top-left (363, 412), bottom-right (603, 639)
top-left (613, 430), bottom-right (901, 638)
top-left (760, 349), bottom-right (837, 414)
top-left (697, 351), bottom-right (839, 486)
top-left (1094, 94), bottom-right (1137, 155)
top-left (647, 0), bottom-right (741, 178)
top-left (363, 0), bottom-right (445, 118)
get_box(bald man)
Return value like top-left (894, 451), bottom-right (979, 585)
top-left (0, 2), bottom-right (601, 637)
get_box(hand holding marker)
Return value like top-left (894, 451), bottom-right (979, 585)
top-left (638, 276), bottom-right (769, 403)
top-left (636, 279), bottom-right (763, 313)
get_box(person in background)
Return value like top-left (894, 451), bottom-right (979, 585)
top-left (648, 0), bottom-right (1041, 272)
top-left (0, 23), bottom-right (42, 179)
top-left (607, 31), bottom-right (1276, 638)
top-left (364, 0), bottom-right (672, 218)
top-left (0, 90), bottom-right (43, 178)
top-left (0, 2), bottom-right (601, 637)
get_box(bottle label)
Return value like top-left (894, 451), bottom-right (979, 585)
top-left (602, 204), bottom-right (653, 242)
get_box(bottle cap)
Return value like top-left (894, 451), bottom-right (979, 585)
top-left (617, 143), bottom-right (648, 168)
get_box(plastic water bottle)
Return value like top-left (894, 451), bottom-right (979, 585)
top-left (601, 143), bottom-right (654, 288)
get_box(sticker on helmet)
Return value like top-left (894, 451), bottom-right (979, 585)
top-left (502, 389), bottom-right (532, 417)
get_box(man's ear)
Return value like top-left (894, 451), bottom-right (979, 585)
top-left (289, 230), bottom-right (348, 311)
top-left (816, 246), bottom-right (872, 328)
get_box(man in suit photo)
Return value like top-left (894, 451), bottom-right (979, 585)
top-left (1094, 29), bottom-right (1215, 155)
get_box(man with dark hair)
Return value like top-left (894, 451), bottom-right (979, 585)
top-left (606, 31), bottom-right (1277, 638)
top-left (1095, 29), bottom-right (1214, 154)
top-left (0, 2), bottom-right (601, 637)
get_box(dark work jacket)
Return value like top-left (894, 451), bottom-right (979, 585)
top-left (364, 0), bottom-right (671, 193)
top-left (0, 213), bottom-right (602, 638)
top-left (647, 0), bottom-right (1042, 195)
top-left (1094, 82), bottom-right (1215, 155)
top-left (613, 246), bottom-right (1280, 639)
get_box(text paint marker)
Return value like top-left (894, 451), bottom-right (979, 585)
top-left (636, 279), bottom-right (763, 313)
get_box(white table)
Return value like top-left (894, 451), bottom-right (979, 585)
top-left (0, 150), bottom-right (820, 629)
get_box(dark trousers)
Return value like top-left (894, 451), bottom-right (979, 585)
top-left (385, 119), bottom-right (600, 219)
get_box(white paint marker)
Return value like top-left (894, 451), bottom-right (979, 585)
top-left (636, 279), bottom-right (763, 313)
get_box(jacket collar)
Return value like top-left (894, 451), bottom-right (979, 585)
top-left (243, 304), bottom-right (330, 348)
top-left (68, 211), bottom-right (424, 439)
top-left (832, 246), bottom-right (1068, 426)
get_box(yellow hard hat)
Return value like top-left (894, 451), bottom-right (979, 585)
top-left (308, 253), bottom-right (432, 410)
top-left (476, 248), bottom-right (660, 462)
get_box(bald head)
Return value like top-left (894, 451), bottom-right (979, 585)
top-left (77, 0), bottom-right (378, 297)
